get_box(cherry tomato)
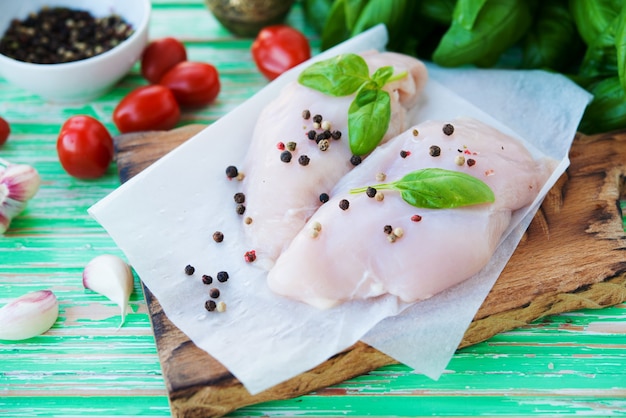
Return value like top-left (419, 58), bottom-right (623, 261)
top-left (141, 37), bottom-right (187, 84)
top-left (113, 85), bottom-right (181, 133)
top-left (0, 116), bottom-right (10, 146)
top-left (57, 115), bottom-right (114, 179)
top-left (251, 25), bottom-right (311, 81)
top-left (159, 61), bottom-right (220, 108)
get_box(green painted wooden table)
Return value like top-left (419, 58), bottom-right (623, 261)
top-left (1, 1), bottom-right (626, 416)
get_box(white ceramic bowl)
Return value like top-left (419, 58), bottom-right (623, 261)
top-left (0, 0), bottom-right (151, 103)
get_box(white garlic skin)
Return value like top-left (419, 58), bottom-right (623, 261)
top-left (0, 290), bottom-right (59, 340)
top-left (82, 254), bottom-right (134, 327)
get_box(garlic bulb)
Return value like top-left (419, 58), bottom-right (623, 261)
top-left (0, 290), bottom-right (59, 340)
top-left (83, 254), bottom-right (134, 327)
top-left (0, 160), bottom-right (41, 234)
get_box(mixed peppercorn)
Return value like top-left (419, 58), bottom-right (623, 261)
top-left (0, 7), bottom-right (134, 64)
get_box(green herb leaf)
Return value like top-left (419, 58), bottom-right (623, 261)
top-left (348, 85), bottom-right (390, 156)
top-left (433, 0), bottom-right (534, 67)
top-left (370, 66), bottom-right (394, 87)
top-left (298, 53), bottom-right (370, 96)
top-left (351, 168), bottom-right (495, 209)
top-left (454, 0), bottom-right (488, 30)
top-left (615, 2), bottom-right (626, 94)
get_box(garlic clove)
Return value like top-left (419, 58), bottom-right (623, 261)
top-left (0, 163), bottom-right (41, 202)
top-left (0, 290), bottom-right (59, 340)
top-left (0, 162), bottom-right (41, 234)
top-left (82, 254), bottom-right (134, 327)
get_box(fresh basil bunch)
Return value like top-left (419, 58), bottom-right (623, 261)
top-left (302, 0), bottom-right (626, 134)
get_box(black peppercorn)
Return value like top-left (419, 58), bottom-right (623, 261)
top-left (319, 193), bottom-right (330, 203)
top-left (350, 155), bottom-right (362, 166)
top-left (339, 199), bottom-right (350, 210)
top-left (366, 187), bottom-right (377, 198)
top-left (298, 155), bottom-right (310, 166)
top-left (302, 109), bottom-right (311, 120)
top-left (233, 192), bottom-right (245, 204)
top-left (236, 204), bottom-right (246, 215)
top-left (209, 288), bottom-right (220, 298)
top-left (217, 271), bottom-right (229, 282)
top-left (280, 150), bottom-right (292, 163)
top-left (213, 231), bottom-right (224, 243)
top-left (184, 265), bottom-right (195, 275)
top-left (313, 114), bottom-right (323, 124)
top-left (442, 123), bottom-right (454, 136)
top-left (202, 275), bottom-right (213, 284)
top-left (331, 130), bottom-right (342, 140)
top-left (429, 145), bottom-right (441, 157)
top-left (307, 130), bottom-right (317, 140)
top-left (225, 165), bottom-right (238, 179)
top-left (467, 158), bottom-right (476, 167)
top-left (383, 225), bottom-right (393, 234)
top-left (205, 300), bottom-right (217, 312)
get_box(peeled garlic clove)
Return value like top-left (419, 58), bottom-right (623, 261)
top-left (0, 163), bottom-right (41, 202)
top-left (83, 254), bottom-right (134, 327)
top-left (0, 290), bottom-right (59, 340)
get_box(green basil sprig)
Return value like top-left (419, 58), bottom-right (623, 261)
top-left (350, 168), bottom-right (495, 209)
top-left (298, 53), bottom-right (406, 156)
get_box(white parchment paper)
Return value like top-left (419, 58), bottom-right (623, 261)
top-left (89, 25), bottom-right (592, 394)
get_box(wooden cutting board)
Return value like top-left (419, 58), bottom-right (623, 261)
top-left (115, 125), bottom-right (626, 418)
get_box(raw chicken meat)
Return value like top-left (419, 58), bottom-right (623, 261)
top-left (239, 51), bottom-right (428, 268)
top-left (267, 118), bottom-right (555, 309)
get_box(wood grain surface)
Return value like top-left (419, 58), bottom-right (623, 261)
top-left (114, 127), bottom-right (626, 418)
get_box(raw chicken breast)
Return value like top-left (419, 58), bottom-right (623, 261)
top-left (239, 51), bottom-right (428, 268)
top-left (267, 118), bottom-right (555, 309)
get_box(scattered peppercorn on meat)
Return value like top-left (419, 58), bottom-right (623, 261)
top-left (267, 119), bottom-right (554, 309)
top-left (239, 51), bottom-right (428, 268)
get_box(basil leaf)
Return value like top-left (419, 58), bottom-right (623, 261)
top-left (579, 76), bottom-right (626, 134)
top-left (349, 0), bottom-right (418, 53)
top-left (298, 53), bottom-right (370, 96)
top-left (345, 0), bottom-right (370, 31)
top-left (418, 0), bottom-right (455, 25)
top-left (348, 85), bottom-right (390, 156)
top-left (433, 0), bottom-right (534, 67)
top-left (320, 0), bottom-right (351, 51)
top-left (453, 0), bottom-right (488, 31)
top-left (570, 0), bottom-right (622, 46)
top-left (521, 0), bottom-right (584, 71)
top-left (350, 168), bottom-right (495, 209)
top-left (391, 168), bottom-right (495, 209)
top-left (370, 66), bottom-right (394, 87)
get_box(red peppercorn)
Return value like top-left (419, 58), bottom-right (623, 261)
top-left (411, 214), bottom-right (422, 222)
top-left (244, 250), bottom-right (257, 263)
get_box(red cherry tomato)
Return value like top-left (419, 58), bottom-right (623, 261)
top-left (57, 115), bottom-right (114, 179)
top-left (113, 85), bottom-right (181, 133)
top-left (251, 25), bottom-right (311, 81)
top-left (0, 116), bottom-right (10, 146)
top-left (141, 37), bottom-right (187, 84)
top-left (159, 61), bottom-right (220, 108)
